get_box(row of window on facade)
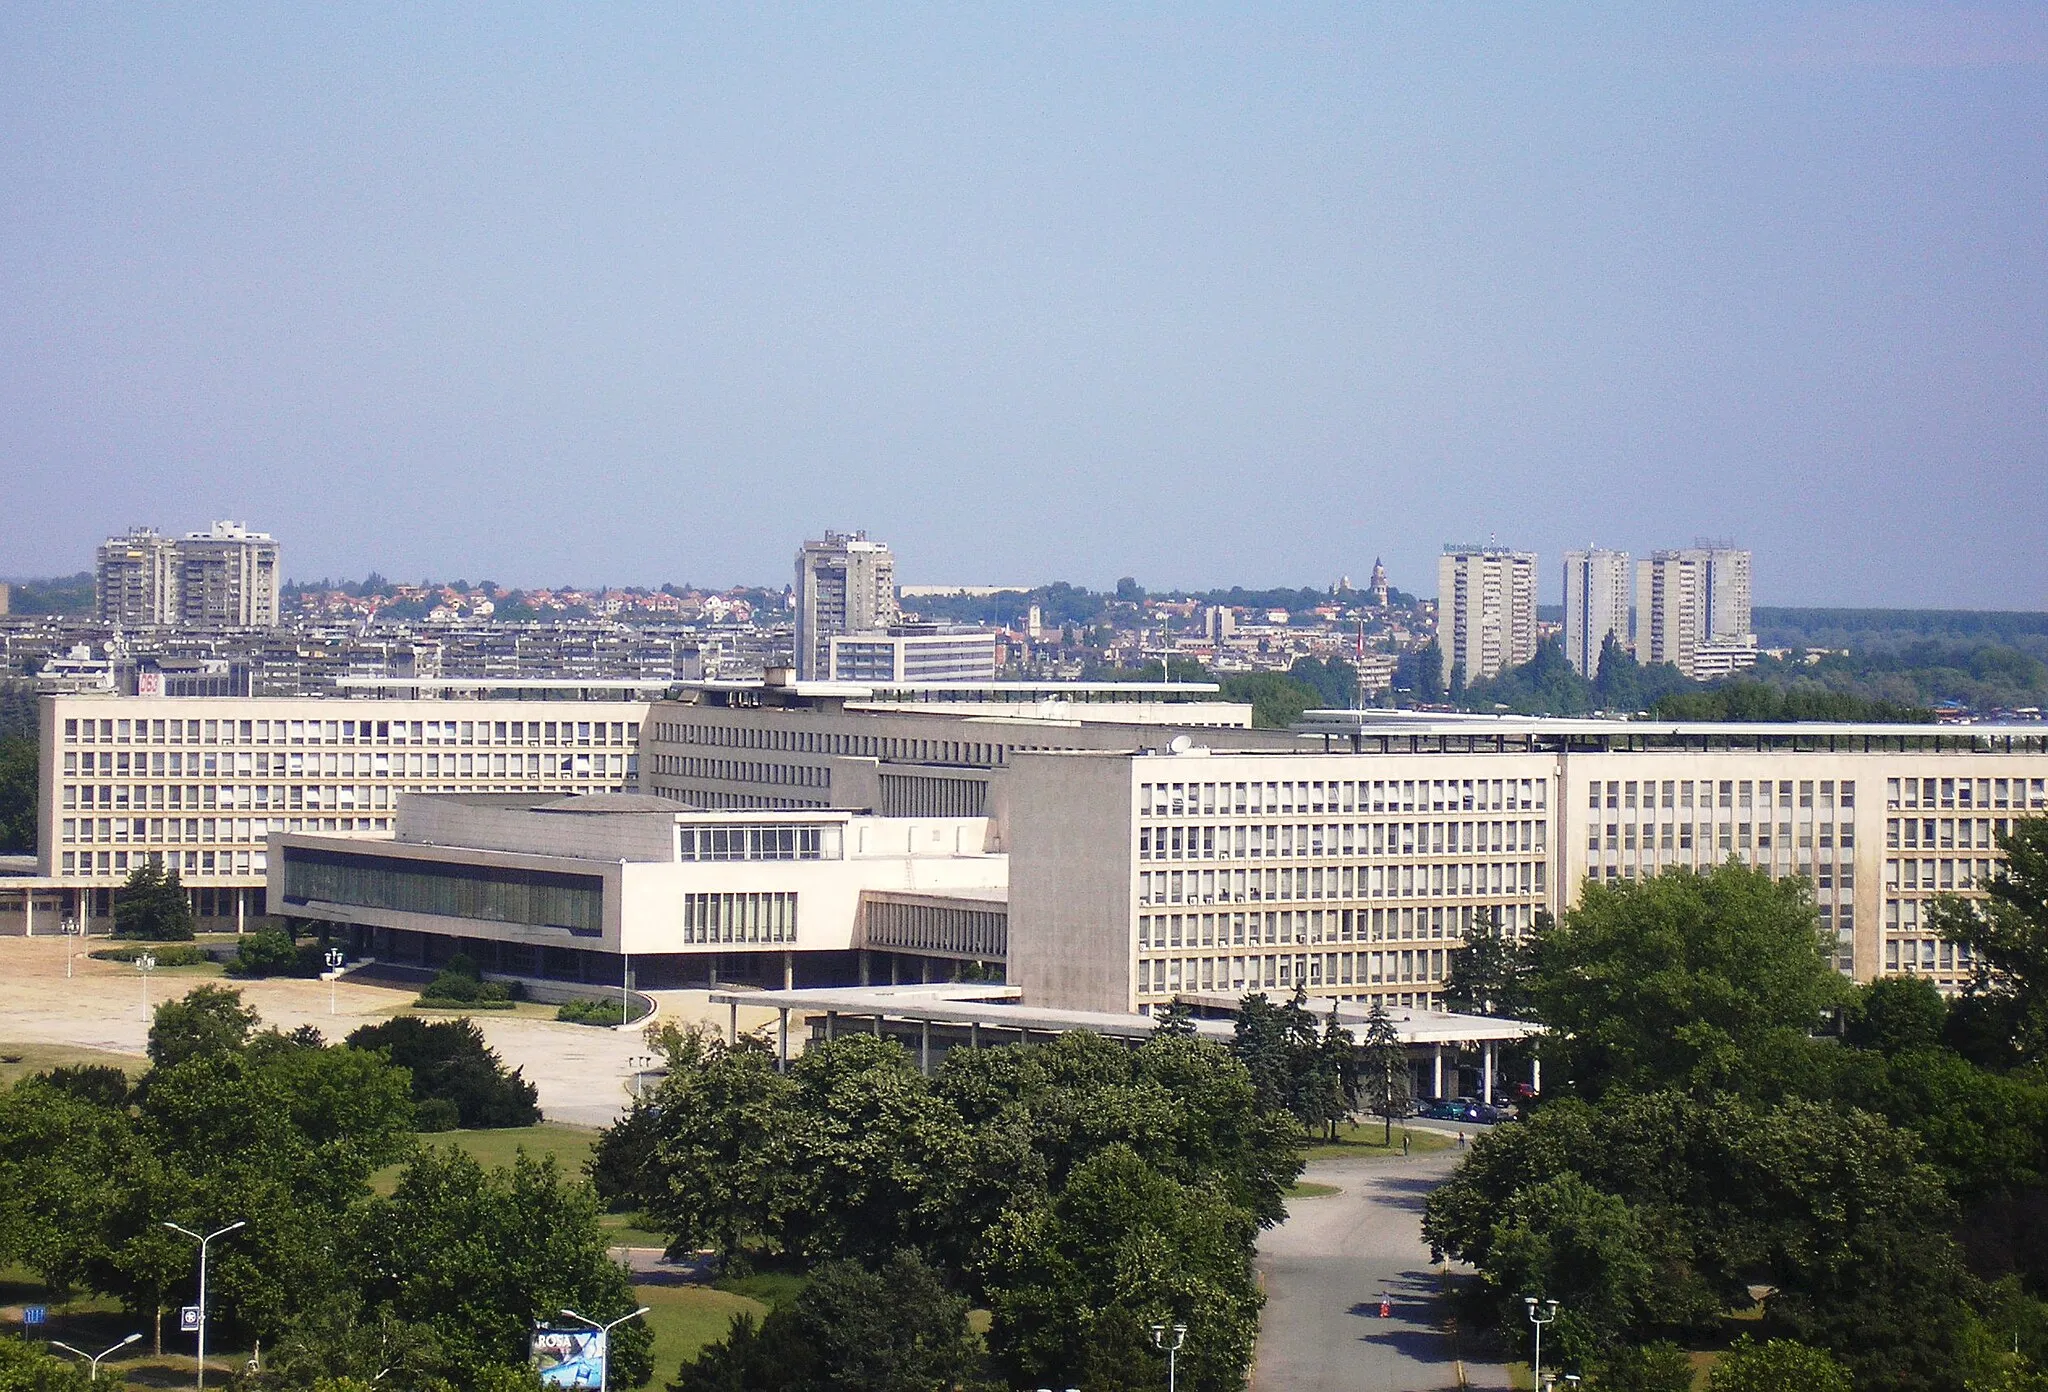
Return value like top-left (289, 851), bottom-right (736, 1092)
top-left (1886, 937), bottom-right (1975, 974)
top-left (652, 721), bottom-right (1006, 768)
top-left (1592, 778), bottom-right (1856, 812)
top-left (64, 750), bottom-right (630, 779)
top-left (1889, 858), bottom-right (1996, 893)
top-left (1141, 819), bottom-right (1546, 861)
top-left (1888, 776), bottom-right (2045, 811)
top-left (1140, 777), bottom-right (1547, 818)
top-left (680, 892), bottom-right (798, 944)
top-left (1137, 949), bottom-right (1448, 995)
top-left (653, 755), bottom-right (831, 788)
top-left (1590, 821), bottom-right (1855, 852)
top-left (1138, 861), bottom-right (1544, 906)
top-left (62, 774), bottom-right (615, 814)
top-left (1140, 903), bottom-right (1494, 949)
top-left (676, 824), bottom-right (838, 862)
top-left (63, 716), bottom-right (640, 747)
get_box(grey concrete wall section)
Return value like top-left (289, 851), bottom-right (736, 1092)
top-left (1008, 752), bottom-right (1134, 1013)
top-left (398, 796), bottom-right (678, 861)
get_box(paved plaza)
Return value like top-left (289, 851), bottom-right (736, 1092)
top-left (0, 935), bottom-right (781, 1126)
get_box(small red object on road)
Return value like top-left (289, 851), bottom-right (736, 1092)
top-left (1379, 1296), bottom-right (1392, 1319)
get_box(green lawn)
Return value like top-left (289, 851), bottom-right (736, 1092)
top-left (0, 1043), bottom-right (145, 1088)
top-left (1300, 1121), bottom-right (1456, 1163)
top-left (1285, 1180), bottom-right (1343, 1198)
top-left (636, 1283), bottom-right (764, 1376)
top-left (370, 1123), bottom-right (601, 1194)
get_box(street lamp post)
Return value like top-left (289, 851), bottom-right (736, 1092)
top-left (1149, 1321), bottom-right (1188, 1392)
top-left (50, 1334), bottom-right (142, 1381)
top-left (137, 953), bottom-right (157, 1012)
top-left (1524, 1296), bottom-right (1559, 1389)
top-left (164, 1220), bottom-right (244, 1392)
top-left (325, 948), bottom-right (345, 1015)
top-left (61, 917), bottom-right (81, 979)
top-left (559, 1305), bottom-right (648, 1392)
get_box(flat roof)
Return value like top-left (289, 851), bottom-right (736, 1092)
top-left (1296, 709), bottom-right (2047, 737)
top-left (711, 985), bottom-right (1538, 1045)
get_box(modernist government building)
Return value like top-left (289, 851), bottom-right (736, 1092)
top-left (8, 676), bottom-right (2047, 1018)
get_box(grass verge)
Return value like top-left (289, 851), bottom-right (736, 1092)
top-left (0, 1043), bottom-right (145, 1088)
top-left (1285, 1180), bottom-right (1342, 1198)
top-left (370, 1122), bottom-right (600, 1194)
top-left (636, 1284), bottom-right (765, 1377)
top-left (1300, 1122), bottom-right (1456, 1163)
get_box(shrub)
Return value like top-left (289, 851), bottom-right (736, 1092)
top-left (1708, 1336), bottom-right (1851, 1392)
top-left (414, 1097), bottom-right (461, 1132)
top-left (346, 1016), bottom-right (541, 1129)
top-left (90, 943), bottom-right (209, 966)
top-left (415, 951), bottom-right (522, 1007)
top-left (226, 927), bottom-right (329, 978)
top-left (556, 997), bottom-right (650, 1027)
top-left (36, 1063), bottom-right (132, 1107)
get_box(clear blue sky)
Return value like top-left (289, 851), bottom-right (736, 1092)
top-left (3, 5), bottom-right (2044, 605)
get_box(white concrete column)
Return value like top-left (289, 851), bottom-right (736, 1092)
top-left (1482, 1040), bottom-right (1496, 1104)
top-left (920, 1019), bottom-right (931, 1074)
top-left (1432, 1045), bottom-right (1443, 1099)
top-left (23, 892), bottom-right (33, 938)
top-left (1531, 1054), bottom-right (1542, 1094)
top-left (236, 889), bottom-right (246, 935)
top-left (782, 951), bottom-right (794, 990)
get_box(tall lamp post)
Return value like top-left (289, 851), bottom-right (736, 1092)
top-left (1524, 1296), bottom-right (1559, 1389)
top-left (1149, 1321), bottom-right (1188, 1392)
top-left (325, 947), bottom-right (344, 1015)
top-left (559, 1304), bottom-right (648, 1392)
top-left (164, 1219), bottom-right (244, 1392)
top-left (51, 1334), bottom-right (142, 1381)
top-left (61, 917), bottom-right (81, 979)
top-left (137, 952), bottom-right (157, 1012)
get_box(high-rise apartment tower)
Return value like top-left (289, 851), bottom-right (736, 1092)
top-left (1634, 547), bottom-right (1754, 679)
top-left (794, 532), bottom-right (898, 680)
top-left (1437, 545), bottom-right (1538, 688)
top-left (1563, 548), bottom-right (1632, 679)
top-left (96, 522), bottom-right (280, 629)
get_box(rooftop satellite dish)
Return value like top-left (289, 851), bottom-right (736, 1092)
top-left (1168, 734), bottom-right (1193, 754)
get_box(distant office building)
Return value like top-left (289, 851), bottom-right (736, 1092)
top-left (95, 521), bottom-right (281, 629)
top-left (96, 528), bottom-right (182, 626)
top-left (1437, 545), bottom-right (1538, 687)
top-left (795, 532), bottom-right (898, 680)
top-left (0, 582), bottom-right (10, 616)
top-left (178, 521), bottom-right (281, 627)
top-left (829, 625), bottom-right (998, 684)
top-left (1563, 549), bottom-right (1632, 679)
top-left (1635, 547), bottom-right (1755, 679)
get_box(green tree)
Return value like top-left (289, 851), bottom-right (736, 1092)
top-left (1531, 863), bottom-right (1849, 1098)
top-left (1846, 974), bottom-right (1949, 1056)
top-left (775, 1034), bottom-right (974, 1264)
top-left (1215, 672), bottom-right (1318, 729)
top-left (345, 1017), bottom-right (539, 1129)
top-left (352, 1147), bottom-right (652, 1388)
top-left (1593, 1342), bottom-right (1695, 1392)
top-left (1483, 1173), bottom-right (1666, 1366)
top-left (979, 1145), bottom-right (1260, 1392)
top-left (1707, 1336), bottom-right (1851, 1392)
top-left (1442, 911), bottom-right (1535, 1018)
top-left (0, 735), bottom-right (36, 855)
top-left (0, 1334), bottom-right (100, 1392)
top-left (147, 984), bottom-right (258, 1067)
top-left (1930, 816), bottom-right (2048, 1067)
top-left (112, 861), bottom-right (195, 941)
top-left (1357, 999), bottom-right (1409, 1144)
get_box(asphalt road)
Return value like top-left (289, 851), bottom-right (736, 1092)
top-left (1255, 1148), bottom-right (1512, 1392)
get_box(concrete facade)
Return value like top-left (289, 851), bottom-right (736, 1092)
top-left (1437, 546), bottom-right (1539, 686)
top-left (1635, 547), bottom-right (1755, 679)
top-left (795, 532), bottom-right (898, 680)
top-left (1562, 548), bottom-right (1631, 679)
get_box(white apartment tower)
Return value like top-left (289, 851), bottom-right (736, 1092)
top-left (178, 521), bottom-right (281, 627)
top-left (1563, 548), bottom-right (1632, 679)
top-left (1437, 545), bottom-right (1538, 687)
top-left (1635, 547), bottom-right (1754, 679)
top-left (96, 528), bottom-right (182, 626)
top-left (795, 532), bottom-right (898, 680)
top-left (95, 521), bottom-right (281, 629)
